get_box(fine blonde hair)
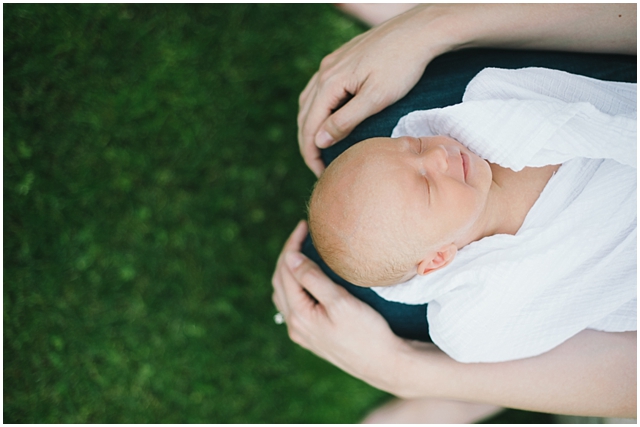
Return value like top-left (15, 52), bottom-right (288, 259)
top-left (307, 151), bottom-right (424, 287)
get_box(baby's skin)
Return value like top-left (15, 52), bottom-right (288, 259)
top-left (308, 136), bottom-right (560, 287)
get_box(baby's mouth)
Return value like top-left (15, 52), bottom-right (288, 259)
top-left (461, 152), bottom-right (469, 182)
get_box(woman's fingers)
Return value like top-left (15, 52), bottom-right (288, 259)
top-left (276, 251), bottom-right (332, 348)
top-left (271, 225), bottom-right (409, 389)
top-left (272, 257), bottom-right (289, 318)
top-left (285, 251), bottom-right (350, 310)
top-left (298, 72), bottom-right (319, 119)
top-left (271, 221), bottom-right (308, 316)
top-left (299, 135), bottom-right (325, 177)
top-left (281, 247), bottom-right (409, 386)
top-left (317, 82), bottom-right (390, 147)
top-left (298, 73), bottom-right (327, 176)
top-left (279, 255), bottom-right (318, 318)
top-left (268, 221), bottom-right (342, 350)
top-left (296, 9), bottom-right (433, 176)
top-left (271, 259), bottom-right (289, 315)
top-left (285, 220), bottom-right (308, 251)
top-left (297, 74), bottom-right (318, 137)
top-left (299, 78), bottom-right (353, 158)
top-left (297, 41), bottom-right (369, 175)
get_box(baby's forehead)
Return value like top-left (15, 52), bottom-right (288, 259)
top-left (345, 150), bottom-right (423, 211)
top-left (313, 139), bottom-right (426, 253)
top-left (356, 140), bottom-right (415, 175)
top-left (320, 137), bottom-right (421, 209)
top-left (354, 137), bottom-right (399, 155)
top-left (342, 139), bottom-right (405, 173)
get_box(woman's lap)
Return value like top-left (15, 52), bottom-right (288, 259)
top-left (301, 48), bottom-right (637, 342)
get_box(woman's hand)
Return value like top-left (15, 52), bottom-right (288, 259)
top-left (271, 224), bottom-right (637, 416)
top-left (297, 5), bottom-right (448, 176)
top-left (271, 221), bottom-right (410, 393)
top-left (297, 4), bottom-right (636, 176)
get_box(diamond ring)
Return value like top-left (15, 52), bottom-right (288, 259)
top-left (274, 312), bottom-right (285, 325)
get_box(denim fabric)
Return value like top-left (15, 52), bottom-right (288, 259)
top-left (301, 48), bottom-right (637, 342)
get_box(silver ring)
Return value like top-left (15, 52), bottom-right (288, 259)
top-left (274, 312), bottom-right (285, 325)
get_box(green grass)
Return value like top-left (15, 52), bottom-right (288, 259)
top-left (4, 4), bottom-right (554, 423)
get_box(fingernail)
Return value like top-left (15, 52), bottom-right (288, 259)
top-left (286, 252), bottom-right (304, 269)
top-left (315, 130), bottom-right (334, 148)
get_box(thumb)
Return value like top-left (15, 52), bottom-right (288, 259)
top-left (315, 89), bottom-right (388, 148)
top-left (286, 251), bottom-right (350, 306)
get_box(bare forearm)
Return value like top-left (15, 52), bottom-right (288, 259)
top-left (393, 330), bottom-right (636, 418)
top-left (415, 4), bottom-right (637, 58)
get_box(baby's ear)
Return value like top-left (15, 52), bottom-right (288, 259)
top-left (416, 244), bottom-right (457, 276)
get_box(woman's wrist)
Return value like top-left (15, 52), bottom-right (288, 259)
top-left (397, 4), bottom-right (465, 63)
top-left (415, 4), bottom-right (547, 54)
top-left (382, 331), bottom-right (636, 417)
top-left (382, 339), bottom-right (444, 399)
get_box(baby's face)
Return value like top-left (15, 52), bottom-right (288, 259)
top-left (310, 135), bottom-right (493, 287)
top-left (361, 135), bottom-right (493, 252)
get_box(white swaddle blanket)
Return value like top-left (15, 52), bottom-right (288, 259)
top-left (371, 67), bottom-right (637, 363)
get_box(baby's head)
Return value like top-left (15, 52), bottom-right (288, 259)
top-left (308, 135), bottom-right (493, 287)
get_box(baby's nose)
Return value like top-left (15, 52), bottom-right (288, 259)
top-left (424, 145), bottom-right (449, 171)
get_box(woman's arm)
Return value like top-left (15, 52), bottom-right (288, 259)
top-left (299, 4), bottom-right (637, 176)
top-left (272, 222), bottom-right (637, 418)
top-left (442, 4), bottom-right (636, 56)
top-left (395, 330), bottom-right (636, 418)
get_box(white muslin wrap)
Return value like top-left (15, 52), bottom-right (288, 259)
top-left (371, 67), bottom-right (637, 363)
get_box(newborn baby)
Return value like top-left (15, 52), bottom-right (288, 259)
top-left (308, 134), bottom-right (559, 288)
top-left (306, 67), bottom-right (636, 363)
